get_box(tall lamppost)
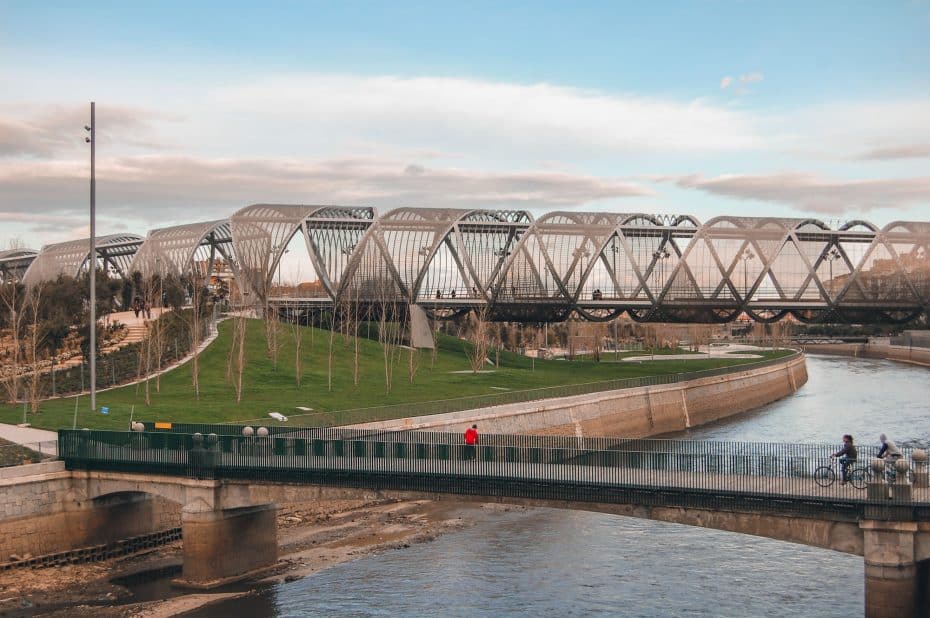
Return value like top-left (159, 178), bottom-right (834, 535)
top-left (84, 102), bottom-right (96, 411)
top-left (825, 247), bottom-right (841, 299)
top-left (740, 248), bottom-right (755, 302)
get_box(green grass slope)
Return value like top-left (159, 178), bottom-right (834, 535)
top-left (0, 319), bottom-right (792, 431)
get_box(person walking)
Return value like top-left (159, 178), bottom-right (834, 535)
top-left (830, 434), bottom-right (857, 485)
top-left (464, 424), bottom-right (478, 461)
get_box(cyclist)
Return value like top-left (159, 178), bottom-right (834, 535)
top-left (878, 433), bottom-right (903, 482)
top-left (830, 434), bottom-right (857, 485)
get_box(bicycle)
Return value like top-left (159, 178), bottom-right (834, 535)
top-left (872, 456), bottom-right (914, 485)
top-left (813, 457), bottom-right (868, 489)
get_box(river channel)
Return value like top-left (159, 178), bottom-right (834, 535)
top-left (187, 354), bottom-right (929, 617)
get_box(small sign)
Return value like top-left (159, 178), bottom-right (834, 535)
top-left (100, 407), bottom-right (109, 415)
top-left (155, 422), bottom-right (173, 430)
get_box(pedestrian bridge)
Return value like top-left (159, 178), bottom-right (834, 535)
top-left (58, 426), bottom-right (930, 616)
top-left (7, 207), bottom-right (930, 323)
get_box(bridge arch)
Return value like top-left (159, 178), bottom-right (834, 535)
top-left (128, 219), bottom-right (235, 281)
top-left (21, 234), bottom-right (143, 288)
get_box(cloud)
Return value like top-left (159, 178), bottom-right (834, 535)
top-left (857, 144), bottom-right (930, 160)
top-left (0, 154), bottom-right (651, 227)
top-left (211, 74), bottom-right (766, 154)
top-left (671, 172), bottom-right (930, 215)
top-left (0, 104), bottom-right (173, 159)
top-left (720, 72), bottom-right (763, 93)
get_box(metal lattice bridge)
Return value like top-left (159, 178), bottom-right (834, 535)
top-left (4, 206), bottom-right (930, 323)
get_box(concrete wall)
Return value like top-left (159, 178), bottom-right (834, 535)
top-left (351, 354), bottom-right (808, 438)
top-left (802, 342), bottom-right (930, 367)
top-left (0, 461), bottom-right (180, 562)
top-left (178, 504), bottom-right (278, 587)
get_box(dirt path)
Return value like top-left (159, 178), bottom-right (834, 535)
top-left (0, 497), bottom-right (503, 617)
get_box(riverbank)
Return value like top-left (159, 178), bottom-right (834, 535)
top-left (351, 351), bottom-right (807, 437)
top-left (0, 496), bottom-right (502, 617)
top-left (801, 341), bottom-right (930, 368)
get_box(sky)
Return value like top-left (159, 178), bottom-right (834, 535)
top-left (2, 0), bottom-right (930, 252)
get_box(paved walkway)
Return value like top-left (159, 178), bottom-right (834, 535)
top-left (0, 423), bottom-right (58, 456)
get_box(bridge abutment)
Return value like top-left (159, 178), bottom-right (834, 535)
top-left (174, 503), bottom-right (278, 589)
top-left (862, 521), bottom-right (924, 618)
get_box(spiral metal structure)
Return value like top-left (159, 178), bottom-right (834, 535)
top-left (11, 206), bottom-right (930, 323)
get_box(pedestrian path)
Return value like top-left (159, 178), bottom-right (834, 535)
top-left (0, 423), bottom-right (58, 456)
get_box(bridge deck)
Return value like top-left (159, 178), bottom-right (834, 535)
top-left (60, 430), bottom-right (930, 521)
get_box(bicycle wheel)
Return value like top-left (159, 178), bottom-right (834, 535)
top-left (848, 467), bottom-right (867, 489)
top-left (813, 465), bottom-right (835, 487)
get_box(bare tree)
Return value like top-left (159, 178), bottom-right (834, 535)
top-left (464, 306), bottom-right (492, 374)
top-left (327, 306), bottom-right (337, 392)
top-left (289, 299), bottom-right (303, 388)
top-left (151, 275), bottom-right (166, 393)
top-left (228, 312), bottom-right (248, 403)
top-left (23, 285), bottom-right (45, 413)
top-left (0, 282), bottom-right (24, 405)
top-left (187, 273), bottom-right (207, 399)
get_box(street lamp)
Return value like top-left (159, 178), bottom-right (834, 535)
top-left (652, 248), bottom-right (670, 299)
top-left (740, 248), bottom-right (755, 302)
top-left (84, 102), bottom-right (96, 411)
top-left (825, 247), bottom-right (841, 299)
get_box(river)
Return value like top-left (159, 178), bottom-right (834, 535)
top-left (187, 355), bottom-right (929, 617)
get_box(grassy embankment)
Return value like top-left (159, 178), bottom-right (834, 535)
top-left (0, 319), bottom-right (792, 431)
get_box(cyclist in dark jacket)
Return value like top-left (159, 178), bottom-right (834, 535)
top-left (831, 434), bottom-right (858, 484)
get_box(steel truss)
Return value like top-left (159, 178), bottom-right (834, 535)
top-left (13, 207), bottom-right (930, 323)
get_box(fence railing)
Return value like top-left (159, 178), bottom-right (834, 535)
top-left (223, 350), bottom-right (801, 428)
top-left (58, 428), bottom-right (930, 519)
top-left (0, 440), bottom-right (58, 468)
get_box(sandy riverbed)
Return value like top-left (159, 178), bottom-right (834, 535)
top-left (0, 497), bottom-right (511, 617)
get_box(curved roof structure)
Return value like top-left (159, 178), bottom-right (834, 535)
top-left (0, 248), bottom-right (38, 284)
top-left (231, 204), bottom-right (376, 302)
top-left (12, 205), bottom-right (930, 323)
top-left (21, 234), bottom-right (142, 287)
top-left (129, 219), bottom-right (233, 278)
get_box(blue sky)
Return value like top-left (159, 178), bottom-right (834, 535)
top-left (2, 0), bottom-right (929, 248)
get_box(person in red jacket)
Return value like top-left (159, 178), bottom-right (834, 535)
top-left (464, 424), bottom-right (478, 461)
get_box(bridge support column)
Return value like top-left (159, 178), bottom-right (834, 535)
top-left (861, 521), bottom-right (923, 618)
top-left (174, 503), bottom-right (278, 589)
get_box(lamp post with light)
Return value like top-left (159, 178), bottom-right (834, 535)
top-left (825, 247), bottom-right (841, 300)
top-left (84, 102), bottom-right (96, 411)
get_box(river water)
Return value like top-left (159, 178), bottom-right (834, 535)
top-left (188, 355), bottom-right (929, 617)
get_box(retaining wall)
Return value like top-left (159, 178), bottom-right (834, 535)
top-left (352, 354), bottom-right (808, 438)
top-left (801, 343), bottom-right (930, 367)
top-left (0, 461), bottom-right (180, 562)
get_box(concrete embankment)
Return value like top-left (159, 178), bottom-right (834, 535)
top-left (802, 343), bottom-right (930, 367)
top-left (352, 353), bottom-right (808, 438)
top-left (0, 461), bottom-right (181, 563)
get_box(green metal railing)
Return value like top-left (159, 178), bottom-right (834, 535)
top-left (59, 426), bottom-right (930, 521)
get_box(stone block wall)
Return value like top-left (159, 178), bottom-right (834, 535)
top-left (352, 354), bottom-right (808, 439)
top-left (0, 462), bottom-right (180, 562)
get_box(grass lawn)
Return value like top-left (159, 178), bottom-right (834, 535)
top-left (0, 319), bottom-right (793, 431)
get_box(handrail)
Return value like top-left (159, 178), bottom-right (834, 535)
top-left (57, 425), bottom-right (930, 518)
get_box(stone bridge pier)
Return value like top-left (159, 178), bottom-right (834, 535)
top-left (75, 472), bottom-right (278, 588)
top-left (862, 521), bottom-right (930, 617)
